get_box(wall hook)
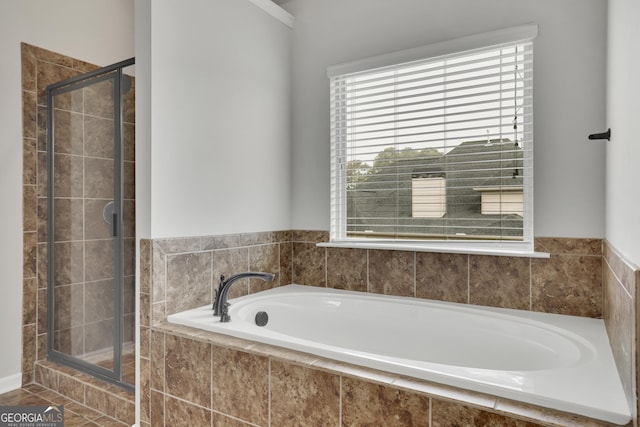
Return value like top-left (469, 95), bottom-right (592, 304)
top-left (588, 128), bottom-right (611, 141)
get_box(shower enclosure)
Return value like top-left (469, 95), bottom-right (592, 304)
top-left (45, 58), bottom-right (135, 390)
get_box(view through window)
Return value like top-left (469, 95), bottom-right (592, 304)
top-left (330, 36), bottom-right (534, 244)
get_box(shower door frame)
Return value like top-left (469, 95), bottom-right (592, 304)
top-left (45, 57), bottom-right (135, 391)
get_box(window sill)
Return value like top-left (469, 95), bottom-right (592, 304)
top-left (317, 241), bottom-right (550, 259)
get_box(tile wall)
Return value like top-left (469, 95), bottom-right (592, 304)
top-left (21, 43), bottom-right (135, 421)
top-left (603, 241), bottom-right (639, 422)
top-left (140, 230), bottom-right (633, 426)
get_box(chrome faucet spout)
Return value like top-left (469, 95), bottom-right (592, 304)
top-left (212, 272), bottom-right (275, 322)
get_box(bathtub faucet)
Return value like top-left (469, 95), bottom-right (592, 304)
top-left (213, 272), bottom-right (275, 322)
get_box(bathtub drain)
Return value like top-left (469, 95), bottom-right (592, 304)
top-left (255, 311), bottom-right (269, 327)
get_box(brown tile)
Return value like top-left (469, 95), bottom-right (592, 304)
top-left (58, 374), bottom-right (85, 403)
top-left (211, 413), bottom-right (255, 426)
top-left (531, 255), bottom-right (602, 317)
top-left (84, 199), bottom-right (114, 240)
top-left (212, 347), bottom-right (268, 425)
top-left (469, 255), bottom-right (530, 310)
top-left (53, 240), bottom-right (84, 286)
top-left (249, 244), bottom-right (279, 292)
top-left (535, 237), bottom-right (602, 256)
top-left (53, 198), bottom-right (84, 241)
top-left (604, 264), bottom-right (634, 414)
top-left (202, 234), bottom-right (241, 250)
top-left (115, 398), bottom-right (135, 425)
top-left (37, 288), bottom-right (48, 333)
top-left (84, 280), bottom-right (114, 322)
top-left (271, 361), bottom-right (340, 426)
top-left (24, 138), bottom-right (37, 185)
top-left (84, 116), bottom-right (114, 158)
top-left (292, 242), bottom-right (326, 286)
top-left (53, 283), bottom-right (84, 328)
top-left (37, 150), bottom-right (47, 196)
top-left (150, 330), bottom-right (165, 392)
top-left (212, 248), bottom-right (249, 300)
top-left (23, 231), bottom-right (37, 279)
top-left (165, 334), bottom-right (211, 408)
top-left (416, 252), bottom-right (468, 303)
top-left (84, 157), bottom-right (114, 199)
top-left (24, 184), bottom-right (37, 232)
top-left (166, 252), bottom-right (212, 315)
top-left (139, 357), bottom-right (151, 423)
top-left (279, 242), bottom-right (293, 286)
top-left (432, 399), bottom-right (542, 426)
top-left (22, 324), bottom-right (37, 384)
top-left (239, 231), bottom-right (278, 246)
top-left (37, 197), bottom-right (47, 243)
top-left (342, 377), bottom-right (430, 426)
top-left (85, 386), bottom-right (118, 418)
top-left (154, 237), bottom-right (202, 254)
top-left (164, 395), bottom-right (211, 427)
top-left (122, 76), bottom-right (136, 125)
top-left (84, 239), bottom-right (114, 282)
top-left (52, 109), bottom-right (84, 154)
top-left (54, 153), bottom-right (84, 198)
top-left (150, 390), bottom-right (164, 427)
top-left (151, 242), bottom-right (167, 303)
top-left (124, 161), bottom-right (135, 200)
top-left (368, 250), bottom-right (414, 297)
top-left (494, 398), bottom-right (615, 427)
top-left (123, 123), bottom-right (135, 162)
top-left (22, 44), bottom-right (37, 91)
top-left (23, 278), bottom-right (37, 325)
top-left (604, 240), bottom-right (638, 297)
top-left (23, 90), bottom-right (37, 138)
top-left (83, 79), bottom-right (114, 119)
top-left (326, 248), bottom-right (367, 292)
top-left (291, 230), bottom-right (329, 243)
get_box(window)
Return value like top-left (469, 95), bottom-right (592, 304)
top-left (329, 25), bottom-right (536, 250)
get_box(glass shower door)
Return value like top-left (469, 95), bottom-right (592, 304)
top-left (46, 59), bottom-right (134, 389)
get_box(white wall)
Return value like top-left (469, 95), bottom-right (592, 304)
top-left (606, 0), bottom-right (640, 266)
top-left (287, 0), bottom-right (607, 239)
top-left (0, 0), bottom-right (134, 388)
top-left (149, 0), bottom-right (292, 238)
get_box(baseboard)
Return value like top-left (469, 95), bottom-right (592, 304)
top-left (0, 373), bottom-right (22, 394)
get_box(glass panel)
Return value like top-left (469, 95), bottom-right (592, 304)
top-left (51, 75), bottom-right (117, 373)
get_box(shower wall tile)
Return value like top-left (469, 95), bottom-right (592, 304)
top-left (84, 199), bottom-right (113, 240)
top-left (123, 161), bottom-right (136, 199)
top-left (21, 44), bottom-right (36, 91)
top-left (23, 232), bottom-right (37, 279)
top-left (53, 153), bottom-right (84, 198)
top-left (369, 250), bottom-right (414, 297)
top-left (84, 280), bottom-right (115, 323)
top-left (52, 109), bottom-right (84, 155)
top-left (84, 239), bottom-right (114, 282)
top-left (22, 324), bottom-right (37, 385)
top-left (84, 157), bottom-right (114, 199)
top-left (52, 198), bottom-right (84, 242)
top-left (23, 278), bottom-right (37, 326)
top-left (53, 283), bottom-right (84, 329)
top-left (326, 247), bottom-right (367, 292)
top-left (83, 80), bottom-right (114, 119)
top-left (23, 186), bottom-right (37, 232)
top-left (535, 237), bottom-right (602, 256)
top-left (416, 252), bottom-right (469, 303)
top-left (23, 91), bottom-right (37, 139)
top-left (123, 123), bottom-right (135, 162)
top-left (53, 241), bottom-right (84, 286)
top-left (469, 255), bottom-right (530, 310)
top-left (24, 139), bottom-right (37, 185)
top-left (84, 116), bottom-right (114, 159)
top-left (84, 318), bottom-right (114, 354)
top-left (36, 60), bottom-right (77, 106)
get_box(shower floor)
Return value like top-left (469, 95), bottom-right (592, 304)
top-left (80, 342), bottom-right (136, 386)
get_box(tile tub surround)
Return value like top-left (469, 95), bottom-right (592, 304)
top-left (21, 43), bottom-right (136, 394)
top-left (141, 322), bottom-right (624, 427)
top-left (140, 232), bottom-right (634, 426)
top-left (603, 241), bottom-right (639, 422)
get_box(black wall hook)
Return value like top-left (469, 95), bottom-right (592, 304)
top-left (588, 128), bottom-right (611, 141)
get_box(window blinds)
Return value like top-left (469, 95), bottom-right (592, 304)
top-left (330, 37), bottom-right (534, 243)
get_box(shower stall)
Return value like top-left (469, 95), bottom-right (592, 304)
top-left (45, 58), bottom-right (135, 390)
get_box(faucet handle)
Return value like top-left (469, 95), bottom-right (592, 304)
top-left (220, 303), bottom-right (231, 323)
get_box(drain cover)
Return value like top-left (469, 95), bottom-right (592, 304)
top-left (255, 311), bottom-right (269, 327)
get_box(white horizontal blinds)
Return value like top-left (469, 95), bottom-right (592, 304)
top-left (330, 40), bottom-right (533, 242)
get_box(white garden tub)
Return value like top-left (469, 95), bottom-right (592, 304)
top-left (167, 284), bottom-right (631, 425)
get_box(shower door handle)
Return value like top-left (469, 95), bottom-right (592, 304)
top-left (112, 213), bottom-right (118, 237)
top-left (102, 201), bottom-right (118, 237)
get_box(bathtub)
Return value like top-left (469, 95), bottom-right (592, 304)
top-left (167, 284), bottom-right (631, 425)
